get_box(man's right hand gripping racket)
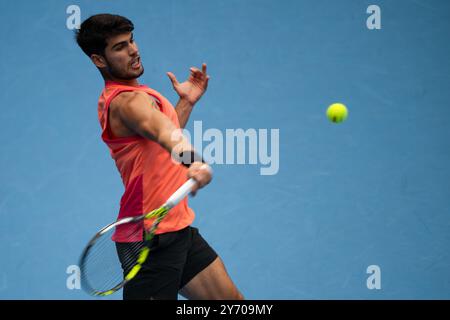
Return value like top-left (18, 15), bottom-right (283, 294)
top-left (79, 178), bottom-right (197, 297)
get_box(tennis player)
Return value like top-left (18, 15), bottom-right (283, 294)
top-left (76, 14), bottom-right (243, 300)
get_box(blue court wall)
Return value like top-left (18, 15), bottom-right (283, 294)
top-left (0, 0), bottom-right (449, 299)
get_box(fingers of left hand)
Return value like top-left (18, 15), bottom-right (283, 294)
top-left (191, 66), bottom-right (208, 78)
top-left (190, 67), bottom-right (201, 74)
top-left (191, 69), bottom-right (204, 79)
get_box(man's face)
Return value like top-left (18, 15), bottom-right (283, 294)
top-left (100, 32), bottom-right (144, 80)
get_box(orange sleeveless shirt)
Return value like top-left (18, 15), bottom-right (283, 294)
top-left (97, 81), bottom-right (195, 242)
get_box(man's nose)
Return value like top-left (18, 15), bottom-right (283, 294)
top-left (129, 42), bottom-right (138, 55)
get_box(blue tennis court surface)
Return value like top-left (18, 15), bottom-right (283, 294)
top-left (0, 0), bottom-right (449, 299)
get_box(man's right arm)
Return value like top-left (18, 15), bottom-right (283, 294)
top-left (112, 91), bottom-right (211, 192)
top-left (113, 91), bottom-right (186, 152)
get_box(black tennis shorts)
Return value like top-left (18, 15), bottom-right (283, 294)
top-left (115, 226), bottom-right (218, 300)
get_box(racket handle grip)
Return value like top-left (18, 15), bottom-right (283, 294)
top-left (166, 178), bottom-right (197, 209)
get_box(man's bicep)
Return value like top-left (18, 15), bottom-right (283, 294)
top-left (117, 92), bottom-right (167, 140)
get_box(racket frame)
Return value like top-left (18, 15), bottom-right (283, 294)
top-left (79, 178), bottom-right (197, 296)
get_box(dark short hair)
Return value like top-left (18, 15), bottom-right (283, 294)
top-left (76, 14), bottom-right (134, 57)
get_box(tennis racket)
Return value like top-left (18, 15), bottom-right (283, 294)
top-left (79, 178), bottom-right (197, 296)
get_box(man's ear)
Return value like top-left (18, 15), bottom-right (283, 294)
top-left (91, 54), bottom-right (107, 68)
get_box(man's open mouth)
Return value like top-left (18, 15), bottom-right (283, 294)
top-left (131, 57), bottom-right (141, 68)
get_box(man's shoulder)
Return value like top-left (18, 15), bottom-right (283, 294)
top-left (114, 90), bottom-right (147, 102)
top-left (111, 89), bottom-right (156, 109)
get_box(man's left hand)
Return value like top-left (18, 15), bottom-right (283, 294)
top-left (167, 63), bottom-right (210, 106)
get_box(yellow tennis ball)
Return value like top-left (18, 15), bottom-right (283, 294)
top-left (327, 103), bottom-right (348, 123)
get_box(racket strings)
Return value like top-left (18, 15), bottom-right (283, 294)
top-left (81, 220), bottom-right (145, 294)
top-left (81, 209), bottom-right (168, 295)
